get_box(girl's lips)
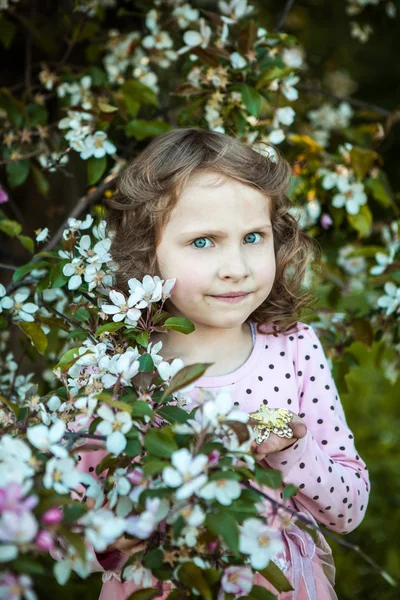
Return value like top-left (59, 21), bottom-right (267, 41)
top-left (211, 293), bottom-right (250, 304)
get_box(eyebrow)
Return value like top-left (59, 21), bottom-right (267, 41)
top-left (180, 224), bottom-right (273, 238)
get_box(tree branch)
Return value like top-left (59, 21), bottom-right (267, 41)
top-left (297, 84), bottom-right (392, 117)
top-left (244, 482), bottom-right (397, 586)
top-left (274, 0), bottom-right (296, 32)
top-left (42, 172), bottom-right (119, 253)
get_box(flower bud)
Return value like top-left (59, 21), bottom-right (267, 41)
top-left (41, 507), bottom-right (63, 525)
top-left (35, 530), bottom-right (54, 551)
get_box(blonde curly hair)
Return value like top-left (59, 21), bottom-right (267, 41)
top-left (106, 127), bottom-right (322, 334)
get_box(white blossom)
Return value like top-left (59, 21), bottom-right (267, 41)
top-left (377, 282), bottom-right (400, 316)
top-left (35, 227), bottom-right (49, 242)
top-left (157, 358), bottom-right (184, 382)
top-left (172, 4), bottom-right (200, 29)
top-left (80, 509), bottom-right (126, 552)
top-left (198, 478), bottom-right (242, 505)
top-left (125, 497), bottom-right (169, 539)
top-left (96, 404), bottom-right (133, 455)
top-left (43, 457), bottom-right (82, 494)
top-left (239, 518), bottom-right (284, 569)
top-left (79, 131), bottom-right (117, 160)
top-left (8, 288), bottom-right (39, 322)
top-left (162, 448), bottom-right (208, 500)
top-left (101, 290), bottom-right (142, 323)
top-left (127, 274), bottom-right (163, 307)
top-left (332, 179), bottom-right (367, 215)
top-left (26, 420), bottom-right (67, 458)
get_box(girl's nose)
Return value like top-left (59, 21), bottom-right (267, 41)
top-left (217, 247), bottom-right (251, 280)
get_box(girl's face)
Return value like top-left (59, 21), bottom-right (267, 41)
top-left (155, 170), bottom-right (276, 330)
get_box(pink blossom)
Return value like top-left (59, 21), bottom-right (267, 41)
top-left (207, 450), bottom-right (220, 466)
top-left (127, 467), bottom-right (144, 485)
top-left (207, 540), bottom-right (218, 553)
top-left (41, 507), bottom-right (63, 525)
top-left (221, 565), bottom-right (254, 595)
top-left (0, 184), bottom-right (8, 204)
top-left (0, 483), bottom-right (38, 514)
top-left (35, 530), bottom-right (54, 551)
top-left (321, 213), bottom-right (333, 229)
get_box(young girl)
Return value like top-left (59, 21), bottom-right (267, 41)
top-left (75, 127), bottom-right (370, 599)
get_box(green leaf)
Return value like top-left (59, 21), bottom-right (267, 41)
top-left (258, 561), bottom-right (293, 592)
top-left (18, 234), bottom-right (34, 253)
top-left (126, 590), bottom-right (161, 600)
top-left (0, 392), bottom-right (20, 416)
top-left (347, 205), bottom-right (373, 239)
top-left (208, 470), bottom-right (241, 481)
top-left (142, 548), bottom-right (163, 569)
top-left (48, 261), bottom-right (68, 288)
top-left (87, 156), bottom-right (107, 185)
top-left (125, 118), bottom-right (171, 140)
top-left (6, 159), bottom-right (30, 188)
top-left (163, 317), bottom-right (195, 334)
top-left (350, 147), bottom-right (377, 180)
top-left (365, 173), bottom-right (394, 208)
top-left (283, 484), bottom-right (298, 499)
top-left (0, 14), bottom-right (16, 48)
top-left (142, 458), bottom-right (168, 477)
top-left (122, 79), bottom-right (159, 108)
top-left (0, 92), bottom-right (23, 127)
top-left (18, 322), bottom-right (48, 354)
top-left (89, 416), bottom-right (102, 434)
top-left (95, 392), bottom-right (133, 414)
top-left (32, 165), bottom-right (49, 196)
top-left (254, 466), bottom-right (283, 489)
top-left (12, 260), bottom-right (48, 282)
top-left (124, 438), bottom-right (141, 456)
top-left (54, 347), bottom-right (89, 371)
top-left (59, 527), bottom-right (87, 561)
top-left (246, 585), bottom-right (276, 599)
top-left (156, 405), bottom-right (190, 424)
top-left (136, 330), bottom-right (149, 348)
top-left (144, 427), bottom-right (178, 458)
top-left (63, 502), bottom-right (88, 524)
top-left (138, 354), bottom-right (154, 372)
top-left (74, 307), bottom-right (90, 322)
top-left (160, 363), bottom-right (212, 401)
top-left (178, 562), bottom-right (212, 600)
top-left (13, 557), bottom-right (46, 576)
top-left (0, 218), bottom-right (22, 237)
top-left (239, 84), bottom-right (263, 117)
top-left (205, 512), bottom-right (239, 555)
top-left (95, 322), bottom-right (125, 336)
top-left (130, 400), bottom-right (153, 418)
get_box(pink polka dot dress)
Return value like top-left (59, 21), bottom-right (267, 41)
top-left (74, 321), bottom-right (370, 600)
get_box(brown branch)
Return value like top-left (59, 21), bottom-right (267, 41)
top-left (274, 0), bottom-right (296, 32)
top-left (244, 482), bottom-right (397, 586)
top-left (0, 149), bottom-right (43, 165)
top-left (41, 172), bottom-right (118, 253)
top-left (297, 84), bottom-right (391, 117)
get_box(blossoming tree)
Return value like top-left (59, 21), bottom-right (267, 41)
top-left (0, 0), bottom-right (399, 599)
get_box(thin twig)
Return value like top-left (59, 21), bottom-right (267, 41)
top-left (274, 0), bottom-right (296, 32)
top-left (42, 172), bottom-right (119, 253)
top-left (244, 482), bottom-right (397, 585)
top-left (297, 85), bottom-right (391, 117)
top-left (40, 298), bottom-right (97, 343)
top-left (0, 263), bottom-right (17, 271)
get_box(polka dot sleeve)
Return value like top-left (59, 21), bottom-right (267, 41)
top-left (264, 324), bottom-right (370, 534)
top-left (68, 417), bottom-right (126, 573)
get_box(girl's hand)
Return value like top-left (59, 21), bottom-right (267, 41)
top-left (106, 535), bottom-right (147, 556)
top-left (250, 412), bottom-right (307, 462)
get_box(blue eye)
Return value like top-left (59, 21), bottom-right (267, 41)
top-left (244, 232), bottom-right (263, 244)
top-left (192, 238), bottom-right (212, 249)
top-left (191, 232), bottom-right (264, 249)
